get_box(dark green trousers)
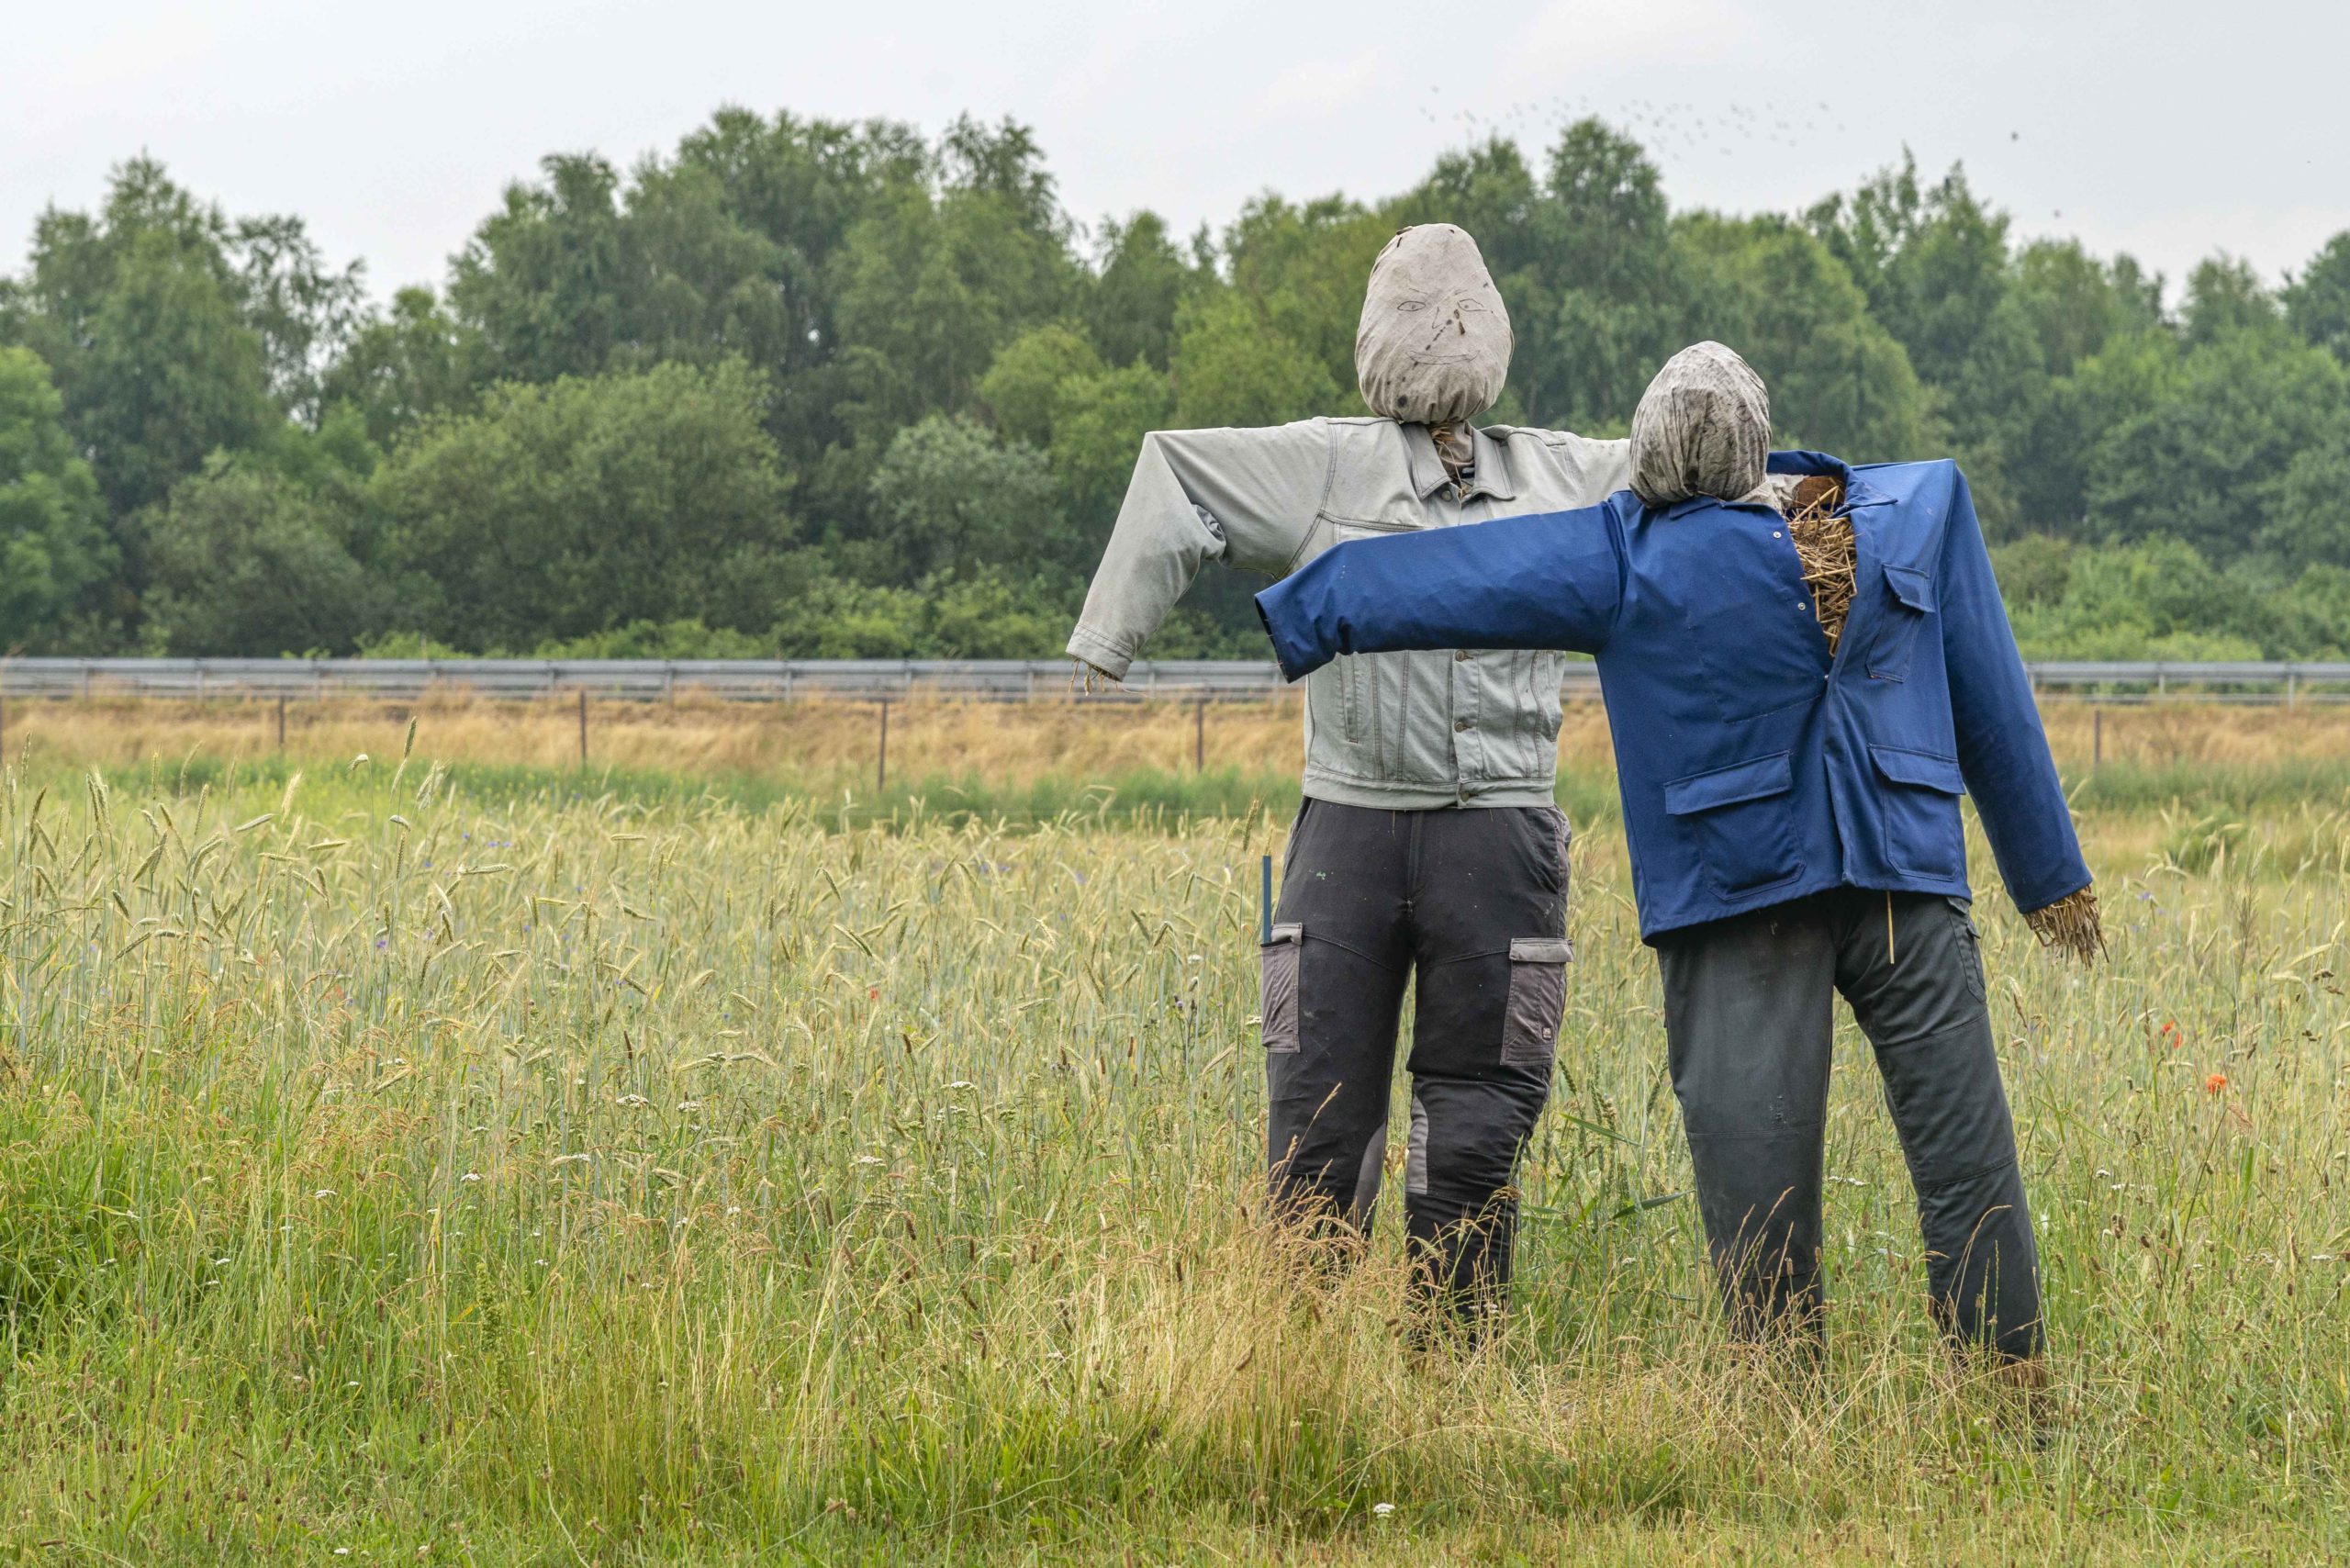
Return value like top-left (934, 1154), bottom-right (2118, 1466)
top-left (1655, 888), bottom-right (2043, 1360)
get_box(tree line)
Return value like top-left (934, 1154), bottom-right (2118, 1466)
top-left (5, 112), bottom-right (2350, 662)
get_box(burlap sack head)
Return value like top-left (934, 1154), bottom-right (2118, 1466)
top-left (1355, 224), bottom-right (1513, 424)
top-left (1629, 342), bottom-right (1772, 506)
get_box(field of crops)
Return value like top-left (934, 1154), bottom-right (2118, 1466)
top-left (1, 738), bottom-right (2346, 1561)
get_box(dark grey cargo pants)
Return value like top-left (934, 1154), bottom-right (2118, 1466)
top-left (1261, 798), bottom-right (1572, 1324)
top-left (1655, 888), bottom-right (2042, 1361)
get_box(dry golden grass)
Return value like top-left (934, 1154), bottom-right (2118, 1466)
top-left (5, 691), bottom-right (2347, 788)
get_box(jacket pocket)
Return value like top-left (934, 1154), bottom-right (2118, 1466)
top-left (1501, 936), bottom-right (1573, 1069)
top-left (1260, 923), bottom-right (1303, 1053)
top-left (1663, 752), bottom-right (1803, 897)
top-left (1867, 563), bottom-right (1937, 681)
top-left (1870, 745), bottom-right (1967, 879)
top-left (1329, 521), bottom-right (1413, 748)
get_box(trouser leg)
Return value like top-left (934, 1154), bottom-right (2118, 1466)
top-left (1264, 801), bottom-right (1410, 1242)
top-left (1402, 805), bottom-right (1573, 1325)
top-left (1656, 901), bottom-right (1838, 1342)
top-left (1832, 891), bottom-right (2043, 1361)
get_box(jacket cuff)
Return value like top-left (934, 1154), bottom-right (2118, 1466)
top-left (1065, 624), bottom-right (1133, 681)
top-left (1253, 591), bottom-right (1314, 684)
top-left (2012, 870), bottom-right (2092, 916)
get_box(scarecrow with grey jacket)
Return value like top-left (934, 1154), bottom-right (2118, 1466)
top-left (1258, 343), bottom-right (2101, 1370)
top-left (1069, 224), bottom-right (1643, 1329)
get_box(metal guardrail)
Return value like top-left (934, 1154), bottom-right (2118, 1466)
top-left (0, 658), bottom-right (2347, 703)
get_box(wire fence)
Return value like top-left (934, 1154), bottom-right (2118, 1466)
top-left (5, 657), bottom-right (2350, 705)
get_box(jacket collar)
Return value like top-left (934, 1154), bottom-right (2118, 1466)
top-left (1404, 423), bottom-right (1518, 503)
top-left (1765, 448), bottom-right (1894, 510)
top-left (1654, 449), bottom-right (1894, 521)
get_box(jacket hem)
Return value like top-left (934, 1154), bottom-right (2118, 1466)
top-left (1638, 871), bottom-right (1975, 945)
top-left (1303, 773), bottom-right (1559, 811)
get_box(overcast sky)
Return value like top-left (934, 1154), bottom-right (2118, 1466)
top-left (6, 0), bottom-right (2344, 305)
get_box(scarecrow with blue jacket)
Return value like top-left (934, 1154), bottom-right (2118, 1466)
top-left (1257, 342), bottom-right (2100, 1369)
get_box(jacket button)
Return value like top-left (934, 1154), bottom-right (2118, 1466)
top-left (1455, 650), bottom-right (1472, 662)
top-left (1454, 718), bottom-right (1472, 732)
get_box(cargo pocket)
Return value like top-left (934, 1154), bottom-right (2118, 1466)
top-left (1947, 896), bottom-right (1986, 1001)
top-left (1663, 752), bottom-right (1803, 898)
top-left (1260, 923), bottom-right (1303, 1054)
top-left (1867, 563), bottom-right (1937, 681)
top-left (1501, 936), bottom-right (1573, 1069)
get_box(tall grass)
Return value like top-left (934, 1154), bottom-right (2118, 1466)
top-left (0, 755), bottom-right (2344, 1559)
top-left (16, 690), bottom-right (2350, 795)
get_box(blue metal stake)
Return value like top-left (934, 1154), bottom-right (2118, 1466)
top-left (1260, 855), bottom-right (1272, 946)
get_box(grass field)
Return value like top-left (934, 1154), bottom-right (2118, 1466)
top-left (1, 714), bottom-right (2347, 1561)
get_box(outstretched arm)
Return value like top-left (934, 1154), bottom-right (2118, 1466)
top-left (1938, 466), bottom-right (2098, 956)
top-left (1255, 503), bottom-right (1625, 682)
top-left (1067, 422), bottom-right (1329, 680)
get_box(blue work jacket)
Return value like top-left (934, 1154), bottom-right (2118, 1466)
top-left (1256, 451), bottom-right (2091, 942)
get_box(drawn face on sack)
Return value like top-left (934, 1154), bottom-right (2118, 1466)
top-left (1354, 224), bottom-right (1513, 425)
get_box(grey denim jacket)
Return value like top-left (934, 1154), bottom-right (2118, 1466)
top-left (1068, 418), bottom-right (1631, 809)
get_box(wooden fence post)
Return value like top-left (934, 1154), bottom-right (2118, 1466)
top-left (2093, 706), bottom-right (2103, 768)
top-left (877, 700), bottom-right (890, 791)
top-left (1194, 698), bottom-right (1206, 773)
top-left (577, 689), bottom-right (588, 766)
top-left (276, 695), bottom-right (287, 750)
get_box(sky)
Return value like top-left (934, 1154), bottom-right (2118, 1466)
top-left (6, 0), bottom-right (2345, 305)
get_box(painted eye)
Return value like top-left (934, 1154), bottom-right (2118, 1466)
top-left (1395, 300), bottom-right (1427, 311)
top-left (1456, 299), bottom-right (1486, 313)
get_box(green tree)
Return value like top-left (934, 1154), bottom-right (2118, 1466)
top-left (0, 347), bottom-right (115, 649)
top-left (447, 154), bottom-right (631, 386)
top-left (373, 359), bottom-right (794, 650)
top-left (321, 286), bottom-right (480, 449)
top-left (1084, 213), bottom-right (1195, 372)
top-left (1530, 123), bottom-right (1684, 429)
top-left (1047, 361), bottom-right (1174, 539)
top-left (830, 118), bottom-right (1078, 430)
top-left (1674, 213), bottom-right (1933, 461)
top-left (1402, 123), bottom-right (1684, 431)
top-left (862, 414), bottom-right (1063, 584)
top-left (1, 157), bottom-right (359, 520)
top-left (2009, 328), bottom-right (2182, 533)
top-left (1168, 291), bottom-right (1338, 431)
top-left (1212, 194), bottom-right (1391, 400)
top-left (140, 456), bottom-right (384, 655)
top-left (2284, 232), bottom-right (2350, 363)
top-left (2261, 429), bottom-right (2350, 569)
top-left (2181, 255), bottom-right (2277, 345)
top-left (2086, 326), bottom-right (2348, 562)
top-left (977, 324), bottom-right (1102, 448)
top-left (2009, 240), bottom-right (2163, 379)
